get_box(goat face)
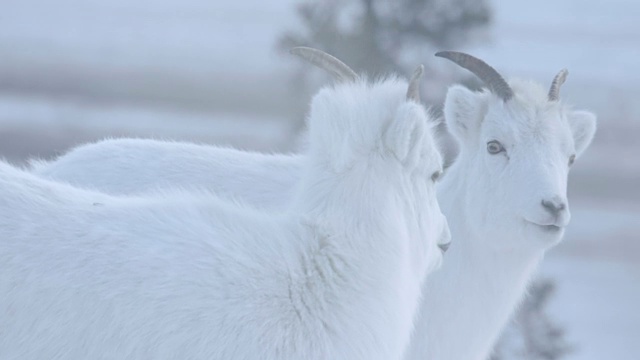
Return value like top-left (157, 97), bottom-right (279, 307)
top-left (290, 47), bottom-right (451, 270)
top-left (443, 79), bottom-right (596, 249)
top-left (305, 77), bottom-right (451, 271)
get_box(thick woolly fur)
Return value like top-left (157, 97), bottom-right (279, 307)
top-left (1, 78), bottom-right (449, 359)
top-left (31, 76), bottom-right (597, 360)
top-left (32, 140), bottom-right (305, 210)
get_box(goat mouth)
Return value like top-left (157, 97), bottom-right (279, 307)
top-left (438, 242), bottom-right (451, 253)
top-left (538, 224), bottom-right (562, 232)
top-left (526, 221), bottom-right (563, 233)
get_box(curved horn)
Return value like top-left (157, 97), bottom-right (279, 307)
top-left (406, 64), bottom-right (424, 102)
top-left (548, 69), bottom-right (568, 101)
top-left (290, 47), bottom-right (358, 83)
top-left (435, 51), bottom-right (514, 102)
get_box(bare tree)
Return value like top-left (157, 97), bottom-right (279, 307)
top-left (279, 0), bottom-right (492, 104)
top-left (278, 0), bottom-right (492, 145)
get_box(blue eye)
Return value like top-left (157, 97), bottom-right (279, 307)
top-left (487, 140), bottom-right (505, 155)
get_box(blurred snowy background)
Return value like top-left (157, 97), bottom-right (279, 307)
top-left (0, 0), bottom-right (638, 359)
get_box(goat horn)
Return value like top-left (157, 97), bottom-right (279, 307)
top-left (548, 69), bottom-right (568, 101)
top-left (290, 47), bottom-right (358, 83)
top-left (406, 64), bottom-right (424, 102)
top-left (435, 51), bottom-right (514, 102)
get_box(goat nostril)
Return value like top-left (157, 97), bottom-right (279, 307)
top-left (438, 242), bottom-right (451, 253)
top-left (541, 199), bottom-right (565, 214)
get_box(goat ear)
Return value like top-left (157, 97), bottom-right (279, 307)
top-left (567, 110), bottom-right (597, 156)
top-left (443, 85), bottom-right (483, 142)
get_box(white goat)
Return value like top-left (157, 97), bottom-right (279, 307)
top-left (0, 49), bottom-right (450, 359)
top-left (403, 51), bottom-right (596, 360)
top-left (32, 52), bottom-right (597, 360)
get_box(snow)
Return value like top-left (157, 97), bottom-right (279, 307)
top-left (0, 93), bottom-right (294, 153)
top-left (471, 0), bottom-right (640, 83)
top-left (541, 199), bottom-right (640, 360)
top-left (0, 0), bottom-right (639, 358)
top-left (542, 255), bottom-right (640, 360)
top-left (0, 0), bottom-right (295, 75)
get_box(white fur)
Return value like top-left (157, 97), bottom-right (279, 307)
top-left (32, 140), bottom-right (304, 210)
top-left (0, 78), bottom-right (449, 359)
top-left (405, 78), bottom-right (597, 360)
top-left (32, 77), bottom-right (597, 360)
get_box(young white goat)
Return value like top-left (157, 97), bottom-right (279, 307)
top-left (0, 49), bottom-right (450, 359)
top-left (32, 52), bottom-right (597, 360)
top-left (404, 52), bottom-right (596, 360)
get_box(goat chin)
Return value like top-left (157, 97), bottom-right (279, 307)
top-left (3, 76), bottom-right (447, 359)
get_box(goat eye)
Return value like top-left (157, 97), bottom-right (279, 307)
top-left (431, 170), bottom-right (442, 182)
top-left (486, 140), bottom-right (505, 155)
top-left (569, 154), bottom-right (576, 166)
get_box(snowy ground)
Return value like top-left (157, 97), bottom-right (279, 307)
top-left (0, 0), bottom-right (638, 359)
top-left (542, 199), bottom-right (640, 360)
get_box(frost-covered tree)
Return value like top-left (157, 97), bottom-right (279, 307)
top-left (279, 0), bottom-right (492, 104)
top-left (491, 279), bottom-right (573, 360)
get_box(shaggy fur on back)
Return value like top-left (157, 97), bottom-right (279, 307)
top-left (1, 78), bottom-right (449, 359)
top-left (32, 140), bottom-right (304, 210)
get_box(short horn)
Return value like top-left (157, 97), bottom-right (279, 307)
top-left (548, 69), bottom-right (568, 101)
top-left (435, 51), bottom-right (514, 102)
top-left (406, 64), bottom-right (424, 102)
top-left (290, 47), bottom-right (358, 83)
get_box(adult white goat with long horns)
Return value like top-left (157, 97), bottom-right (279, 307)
top-left (0, 49), bottom-right (451, 359)
top-left (32, 51), bottom-right (597, 360)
